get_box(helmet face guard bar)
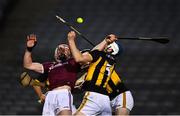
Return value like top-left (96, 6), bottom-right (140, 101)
top-left (54, 44), bottom-right (70, 62)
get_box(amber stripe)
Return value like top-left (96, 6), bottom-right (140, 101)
top-left (122, 92), bottom-right (126, 108)
top-left (77, 92), bottom-right (90, 112)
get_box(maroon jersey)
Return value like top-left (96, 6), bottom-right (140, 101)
top-left (43, 58), bottom-right (80, 90)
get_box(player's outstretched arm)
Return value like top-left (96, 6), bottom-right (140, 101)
top-left (23, 34), bottom-right (43, 73)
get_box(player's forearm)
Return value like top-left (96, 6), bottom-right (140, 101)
top-left (93, 35), bottom-right (117, 51)
top-left (33, 85), bottom-right (46, 103)
top-left (33, 86), bottom-right (43, 98)
top-left (92, 39), bottom-right (108, 51)
top-left (68, 40), bottom-right (84, 63)
top-left (23, 50), bottom-right (33, 69)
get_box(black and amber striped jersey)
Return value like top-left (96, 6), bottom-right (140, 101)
top-left (106, 70), bottom-right (129, 100)
top-left (82, 50), bottom-right (116, 95)
top-left (34, 72), bottom-right (49, 90)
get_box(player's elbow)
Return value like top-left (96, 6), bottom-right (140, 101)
top-left (23, 63), bottom-right (32, 70)
top-left (24, 65), bottom-right (30, 70)
top-left (74, 57), bottom-right (84, 63)
top-left (73, 53), bottom-right (91, 64)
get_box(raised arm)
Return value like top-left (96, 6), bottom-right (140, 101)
top-left (67, 31), bottom-right (93, 64)
top-left (23, 34), bottom-right (43, 73)
top-left (33, 85), bottom-right (46, 103)
top-left (92, 34), bottom-right (118, 51)
top-left (67, 31), bottom-right (118, 64)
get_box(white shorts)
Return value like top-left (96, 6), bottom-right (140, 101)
top-left (77, 91), bottom-right (112, 115)
top-left (42, 89), bottom-right (73, 116)
top-left (110, 91), bottom-right (134, 112)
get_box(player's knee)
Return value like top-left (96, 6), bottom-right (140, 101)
top-left (74, 111), bottom-right (86, 116)
top-left (115, 107), bottom-right (130, 115)
top-left (58, 110), bottom-right (72, 115)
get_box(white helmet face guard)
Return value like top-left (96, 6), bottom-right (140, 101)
top-left (107, 42), bottom-right (119, 55)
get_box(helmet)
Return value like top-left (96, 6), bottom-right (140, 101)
top-left (106, 41), bottom-right (123, 56)
top-left (54, 44), bottom-right (71, 62)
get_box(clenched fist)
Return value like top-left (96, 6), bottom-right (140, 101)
top-left (105, 34), bottom-right (117, 44)
top-left (67, 31), bottom-right (76, 41)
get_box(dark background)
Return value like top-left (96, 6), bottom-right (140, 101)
top-left (0, 0), bottom-right (179, 115)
